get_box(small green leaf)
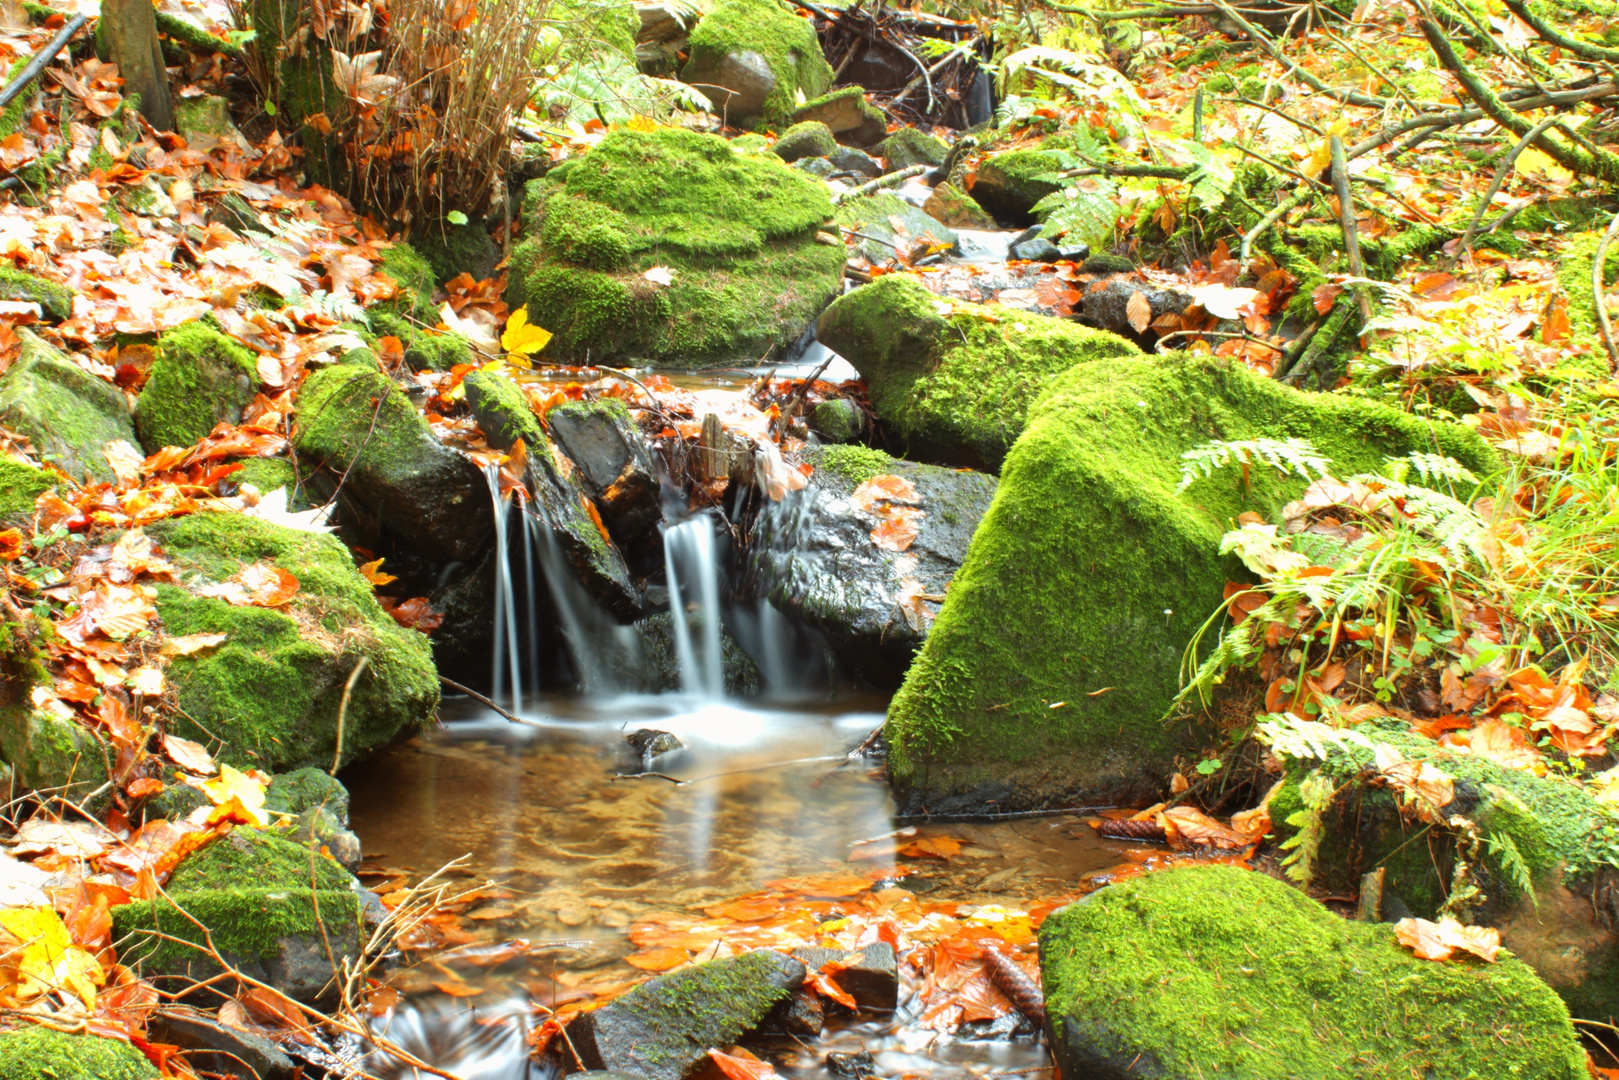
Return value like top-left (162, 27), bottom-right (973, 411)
top-left (447, 210), bottom-right (469, 225)
top-left (1195, 757), bottom-right (1223, 776)
top-left (264, 100), bottom-right (277, 116)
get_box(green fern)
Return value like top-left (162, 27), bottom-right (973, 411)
top-left (1177, 437), bottom-right (1334, 493)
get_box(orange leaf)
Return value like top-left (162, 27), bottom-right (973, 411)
top-left (625, 947), bottom-right (691, 972)
top-left (871, 507), bottom-right (923, 552)
top-left (708, 1048), bottom-right (777, 1080)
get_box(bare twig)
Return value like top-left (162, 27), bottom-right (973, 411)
top-left (1594, 210), bottom-right (1619, 374)
top-left (330, 655), bottom-right (369, 776)
top-left (1329, 135), bottom-right (1374, 327)
top-left (439, 675), bottom-right (548, 727)
top-left (832, 164), bottom-right (929, 205)
top-left (1451, 115), bottom-right (1562, 264)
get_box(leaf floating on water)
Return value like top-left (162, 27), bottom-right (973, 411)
top-left (897, 835), bottom-right (962, 860)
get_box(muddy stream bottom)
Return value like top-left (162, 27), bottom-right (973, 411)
top-left (344, 692), bottom-right (1136, 1080)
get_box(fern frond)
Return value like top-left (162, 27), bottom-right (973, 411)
top-left (1178, 437), bottom-right (1333, 492)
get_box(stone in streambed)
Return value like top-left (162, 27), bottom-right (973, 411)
top-left (827, 146), bottom-right (882, 179)
top-left (626, 729), bottom-right (682, 757)
top-left (922, 183), bottom-right (994, 229)
top-left (632, 612), bottom-right (761, 695)
top-left (883, 354), bottom-right (1496, 816)
top-left (808, 397), bottom-right (863, 444)
top-left (791, 86), bottom-right (886, 148)
top-left (772, 121), bottom-right (837, 163)
top-left (1039, 866), bottom-right (1585, 1079)
top-left (560, 949), bottom-right (806, 1080)
top-left (146, 1012), bottom-right (296, 1080)
top-left (837, 193), bottom-right (956, 265)
top-left (134, 322), bottom-right (259, 453)
top-left (0, 330), bottom-right (138, 484)
top-left (1080, 276), bottom-right (1192, 343)
top-left (970, 147), bottom-right (1068, 223)
top-left (546, 397), bottom-right (661, 548)
top-left (680, 0), bottom-right (832, 124)
top-left (877, 128), bottom-right (947, 170)
top-left (790, 942), bottom-right (898, 1011)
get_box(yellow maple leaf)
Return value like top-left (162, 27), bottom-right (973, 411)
top-left (0, 906), bottom-right (104, 1009)
top-left (500, 306), bottom-right (553, 357)
top-left (202, 764), bottom-right (270, 826)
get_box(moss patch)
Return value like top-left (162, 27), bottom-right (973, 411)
top-left (0, 1028), bottom-right (156, 1080)
top-left (682, 0), bottom-right (833, 124)
top-left (1040, 866), bottom-right (1585, 1079)
top-left (884, 355), bottom-right (1497, 815)
top-left (816, 274), bottom-right (1140, 470)
top-left (0, 457), bottom-right (53, 525)
top-left (0, 266), bottom-right (72, 322)
top-left (0, 330), bottom-right (138, 483)
top-left (134, 322), bottom-right (259, 452)
top-left (506, 128), bottom-right (842, 367)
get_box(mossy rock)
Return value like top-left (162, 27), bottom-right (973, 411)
top-left (408, 219), bottom-right (499, 286)
top-left (0, 1027), bottom-right (157, 1080)
top-left (134, 322), bottom-right (259, 452)
top-left (365, 310), bottom-right (473, 372)
top-left (836, 193), bottom-right (957, 264)
top-left (922, 183), bottom-right (994, 229)
top-left (462, 371), bottom-right (639, 617)
top-left (112, 827), bottom-right (368, 1004)
top-left (375, 241), bottom-right (438, 325)
top-left (681, 0), bottom-right (832, 124)
top-left (808, 397), bottom-right (862, 443)
top-left (292, 365), bottom-right (490, 560)
top-left (1264, 719), bottom-right (1619, 1022)
top-left (0, 266), bottom-right (72, 322)
top-left (815, 274), bottom-right (1140, 471)
top-left (877, 128), bottom-right (948, 169)
top-left (971, 148), bottom-right (1067, 223)
top-left (0, 704), bottom-right (110, 805)
top-left (505, 128), bottom-right (843, 368)
top-left (1040, 866), bottom-right (1585, 1079)
top-left (0, 330), bottom-right (138, 483)
top-left (884, 354), bottom-right (1498, 816)
top-left (772, 121), bottom-right (837, 162)
top-left (173, 95), bottom-right (235, 143)
top-left (791, 86), bottom-right (885, 148)
top-left (632, 611), bottom-right (761, 695)
top-left (264, 766), bottom-right (350, 824)
top-left (0, 456), bottom-right (54, 527)
top-left (147, 512), bottom-right (438, 772)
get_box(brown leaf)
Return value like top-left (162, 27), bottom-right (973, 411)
top-left (871, 507), bottom-right (923, 552)
top-left (851, 474), bottom-right (920, 513)
top-left (1125, 290), bottom-right (1151, 334)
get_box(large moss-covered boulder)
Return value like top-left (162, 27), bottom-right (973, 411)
top-left (505, 129), bottom-right (843, 368)
top-left (744, 443), bottom-right (995, 689)
top-left (0, 330), bottom-right (138, 483)
top-left (134, 322), bottom-right (260, 452)
top-left (970, 147), bottom-right (1067, 222)
top-left (885, 355), bottom-right (1497, 816)
top-left (463, 371), bottom-right (640, 617)
top-left (292, 364), bottom-right (490, 560)
top-left (1263, 717), bottom-right (1619, 1023)
top-left (816, 274), bottom-right (1140, 470)
top-left (1040, 866), bottom-right (1585, 1079)
top-left (0, 1027), bottom-right (157, 1080)
top-left (148, 513), bottom-right (438, 772)
top-left (681, 0), bottom-right (832, 124)
top-left (113, 827), bottom-right (370, 1004)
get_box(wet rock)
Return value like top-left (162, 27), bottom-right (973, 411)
top-left (505, 129), bottom-right (843, 368)
top-left (884, 355), bottom-right (1495, 816)
top-left (0, 698), bottom-right (110, 807)
top-left (877, 128), bottom-right (947, 170)
top-left (134, 322), bottom-right (259, 453)
top-left (795, 156), bottom-right (836, 179)
top-left (1056, 242), bottom-right (1091, 262)
top-left (632, 611), bottom-right (761, 695)
top-left (464, 371), bottom-right (641, 617)
top-left (0, 330), bottom-right (138, 483)
top-left (546, 397), bottom-right (662, 548)
top-left (146, 513), bottom-right (438, 772)
top-left (1079, 276), bottom-right (1192, 343)
top-left (764, 987), bottom-right (825, 1036)
top-left (1081, 252), bottom-right (1135, 275)
top-left (626, 728), bottom-right (682, 757)
top-left (1039, 867), bottom-right (1585, 1080)
top-left (809, 398), bottom-right (863, 443)
top-left (815, 273), bottom-right (1138, 471)
top-left (0, 1027), bottom-right (158, 1080)
top-left (206, 192), bottom-right (268, 235)
top-left (147, 1011), bottom-right (296, 1080)
top-left (837, 193), bottom-right (957, 264)
top-left (112, 827), bottom-right (375, 1006)
top-left (0, 265), bottom-right (72, 322)
top-left (773, 120), bottom-right (837, 162)
top-left (292, 364), bottom-right (491, 561)
top-left (827, 146), bottom-right (883, 179)
top-left (790, 942), bottom-right (898, 1011)
top-left (921, 182), bottom-right (994, 229)
top-left (743, 443), bottom-right (994, 690)
top-left (970, 147), bottom-right (1068, 222)
top-left (560, 949), bottom-right (806, 1080)
top-left (681, 0), bottom-right (833, 123)
top-left (1009, 236), bottom-right (1060, 263)
top-left (265, 767), bottom-right (351, 824)
top-left (791, 86), bottom-right (886, 148)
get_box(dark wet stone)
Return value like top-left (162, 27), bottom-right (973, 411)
top-left (547, 398), bottom-right (662, 549)
top-left (147, 1011), bottom-right (296, 1080)
top-left (1079, 278), bottom-right (1192, 342)
top-left (790, 943), bottom-right (898, 1011)
top-left (795, 156), bottom-right (836, 178)
top-left (764, 987), bottom-right (825, 1036)
top-left (1081, 253), bottom-right (1136, 275)
top-left (1057, 242), bottom-right (1091, 262)
top-left (826, 1050), bottom-right (879, 1078)
top-left (560, 950), bottom-right (806, 1080)
top-left (626, 728), bottom-right (683, 757)
top-left (828, 146), bottom-right (883, 178)
top-left (1009, 237), bottom-right (1061, 262)
top-left (631, 612), bottom-right (761, 695)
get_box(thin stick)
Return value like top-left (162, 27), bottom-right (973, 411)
top-left (0, 15), bottom-right (89, 111)
top-left (1239, 188), bottom-right (1313, 264)
top-left (1451, 115), bottom-right (1562, 263)
top-left (1595, 210), bottom-right (1619, 374)
top-left (1329, 135), bottom-right (1374, 327)
top-left (439, 675), bottom-right (548, 727)
top-left (331, 656), bottom-right (370, 775)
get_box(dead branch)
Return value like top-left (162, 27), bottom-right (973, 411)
top-left (1594, 211), bottom-right (1619, 374)
top-left (1329, 135), bottom-right (1374, 327)
top-left (330, 655), bottom-right (370, 776)
top-left (832, 164), bottom-right (929, 205)
top-left (1451, 115), bottom-right (1563, 264)
top-left (439, 675), bottom-right (548, 727)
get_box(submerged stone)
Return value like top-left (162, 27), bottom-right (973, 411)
top-left (134, 322), bottom-right (260, 452)
top-left (815, 274), bottom-right (1138, 470)
top-left (0, 330), bottom-right (138, 483)
top-left (790, 942), bottom-right (898, 1011)
top-left (681, 0), bottom-right (832, 124)
top-left (505, 128), bottom-right (843, 368)
top-left (884, 355), bottom-right (1497, 815)
top-left (836, 194), bottom-right (956, 266)
top-left (561, 949), bottom-right (806, 1080)
top-left (1040, 866), bottom-right (1585, 1079)
top-left (147, 513), bottom-right (439, 772)
top-left (743, 443), bottom-right (994, 690)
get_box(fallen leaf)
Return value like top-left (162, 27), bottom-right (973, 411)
top-left (1126, 290), bottom-right (1151, 334)
top-left (162, 734), bottom-right (217, 775)
top-left (871, 507), bottom-right (924, 552)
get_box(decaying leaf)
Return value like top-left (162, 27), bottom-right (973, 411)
top-left (1394, 917), bottom-right (1500, 963)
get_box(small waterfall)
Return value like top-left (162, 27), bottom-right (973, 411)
top-left (522, 502), bottom-right (640, 694)
top-left (663, 513), bottom-right (724, 698)
top-left (483, 464), bottom-right (524, 709)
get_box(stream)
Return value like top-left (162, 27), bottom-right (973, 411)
top-left (345, 690), bottom-right (1135, 1079)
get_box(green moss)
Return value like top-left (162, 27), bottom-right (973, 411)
top-left (0, 1027), bottom-right (157, 1080)
top-left (877, 128), bottom-right (948, 169)
top-left (265, 766), bottom-right (350, 822)
top-left (683, 0), bottom-right (833, 123)
top-left (0, 266), bottom-right (71, 322)
top-left (155, 11), bottom-right (244, 60)
top-left (816, 274), bottom-right (1140, 470)
top-left (0, 330), bottom-right (137, 483)
top-left (133, 322), bottom-right (259, 452)
top-left (376, 241), bottom-right (437, 324)
top-left (172, 95), bottom-right (234, 142)
top-left (0, 58), bottom-right (26, 140)
top-left (1040, 866), bottom-right (1585, 1079)
top-left (0, 457), bottom-right (53, 523)
top-left (113, 886), bottom-right (363, 971)
top-left (169, 826), bottom-right (353, 893)
top-left (147, 513), bottom-right (437, 771)
top-left (507, 129), bottom-right (842, 366)
top-left (884, 355), bottom-right (1498, 814)
top-left (408, 219), bottom-right (497, 286)
top-left (817, 444), bottom-right (892, 485)
top-left (971, 148), bottom-right (1068, 219)
top-left (363, 310), bottom-right (471, 371)
top-left (773, 121), bottom-right (837, 162)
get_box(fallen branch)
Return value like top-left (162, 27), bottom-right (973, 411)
top-left (1595, 210), bottom-right (1619, 374)
top-left (1329, 135), bottom-right (1374, 327)
top-left (1499, 0), bottom-right (1619, 61)
top-left (1451, 115), bottom-right (1562, 264)
top-left (438, 675), bottom-right (547, 727)
top-left (832, 164), bottom-right (928, 205)
top-left (1239, 188), bottom-right (1313, 263)
top-left (0, 14), bottom-right (89, 112)
top-left (329, 656), bottom-right (370, 776)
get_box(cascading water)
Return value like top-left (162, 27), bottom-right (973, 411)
top-left (663, 512), bottom-right (725, 698)
top-left (484, 464), bottom-right (524, 708)
top-left (521, 501), bottom-right (641, 694)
